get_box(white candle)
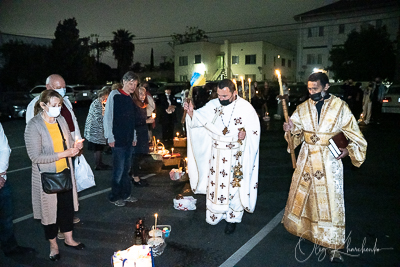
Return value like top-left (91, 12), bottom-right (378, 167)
top-left (275, 70), bottom-right (284, 96)
top-left (154, 213), bottom-right (158, 229)
top-left (240, 76), bottom-right (245, 99)
top-left (248, 78), bottom-right (252, 101)
top-left (232, 79), bottom-right (238, 92)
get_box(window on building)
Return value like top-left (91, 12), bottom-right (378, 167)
top-left (317, 54), bottom-right (323, 64)
top-left (194, 54), bottom-right (201, 64)
top-left (281, 58), bottom-right (286, 67)
top-left (232, 55), bottom-right (239, 64)
top-left (308, 27), bottom-right (319, 37)
top-left (245, 54), bottom-right (256, 64)
top-left (179, 56), bottom-right (188, 66)
top-left (180, 75), bottom-right (188, 82)
top-left (263, 54), bottom-right (266, 65)
top-left (376, 19), bottom-right (382, 28)
top-left (319, 26), bottom-right (324, 37)
top-left (307, 54), bottom-right (316, 65)
top-left (339, 24), bottom-right (345, 34)
top-left (288, 60), bottom-right (292, 68)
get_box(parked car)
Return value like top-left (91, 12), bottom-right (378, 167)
top-left (69, 84), bottom-right (97, 105)
top-left (382, 84), bottom-right (400, 114)
top-left (288, 83), bottom-right (308, 107)
top-left (29, 85), bottom-right (75, 100)
top-left (0, 92), bottom-right (32, 119)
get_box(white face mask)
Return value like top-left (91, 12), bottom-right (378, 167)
top-left (54, 88), bottom-right (66, 97)
top-left (46, 105), bottom-right (61, 118)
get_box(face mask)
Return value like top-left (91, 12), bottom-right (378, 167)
top-left (54, 88), bottom-right (66, 97)
top-left (46, 106), bottom-right (61, 117)
top-left (310, 90), bottom-right (326, 102)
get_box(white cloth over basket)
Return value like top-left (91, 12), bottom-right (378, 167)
top-left (173, 196), bottom-right (197, 211)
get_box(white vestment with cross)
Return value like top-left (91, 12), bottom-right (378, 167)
top-left (186, 96), bottom-right (260, 225)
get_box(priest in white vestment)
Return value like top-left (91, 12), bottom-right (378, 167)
top-left (184, 79), bottom-right (260, 234)
top-left (282, 72), bottom-right (367, 262)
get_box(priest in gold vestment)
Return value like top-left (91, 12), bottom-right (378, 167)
top-left (282, 72), bottom-right (367, 261)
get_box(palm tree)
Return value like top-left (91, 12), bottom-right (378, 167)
top-left (111, 29), bottom-right (135, 77)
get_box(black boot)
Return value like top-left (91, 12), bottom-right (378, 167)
top-left (224, 222), bottom-right (236, 234)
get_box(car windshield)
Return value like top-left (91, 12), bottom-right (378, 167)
top-left (388, 86), bottom-right (400, 94)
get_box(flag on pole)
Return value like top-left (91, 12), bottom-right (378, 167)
top-left (190, 72), bottom-right (206, 87)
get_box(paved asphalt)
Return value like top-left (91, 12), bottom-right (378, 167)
top-left (0, 104), bottom-right (399, 267)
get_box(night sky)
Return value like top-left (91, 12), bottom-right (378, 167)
top-left (0, 0), bottom-right (336, 67)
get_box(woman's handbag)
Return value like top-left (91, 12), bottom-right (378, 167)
top-left (39, 122), bottom-right (72, 194)
top-left (74, 155), bottom-right (95, 192)
top-left (41, 168), bottom-right (72, 194)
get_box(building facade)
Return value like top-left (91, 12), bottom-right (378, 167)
top-left (294, 0), bottom-right (400, 82)
top-left (174, 40), bottom-right (296, 83)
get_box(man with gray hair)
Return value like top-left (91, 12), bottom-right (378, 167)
top-left (103, 71), bottom-right (139, 207)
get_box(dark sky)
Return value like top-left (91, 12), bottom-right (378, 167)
top-left (0, 0), bottom-right (336, 67)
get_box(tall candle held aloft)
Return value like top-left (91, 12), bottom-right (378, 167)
top-left (154, 213), bottom-right (158, 229)
top-left (275, 70), bottom-right (284, 96)
top-left (240, 76), bottom-right (245, 99)
top-left (248, 78), bottom-right (252, 101)
top-left (232, 79), bottom-right (238, 92)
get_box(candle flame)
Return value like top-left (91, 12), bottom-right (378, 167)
top-left (155, 213), bottom-right (158, 217)
top-left (232, 79), bottom-right (236, 84)
top-left (151, 112), bottom-right (156, 119)
top-left (176, 132), bottom-right (179, 137)
top-left (275, 69), bottom-right (281, 77)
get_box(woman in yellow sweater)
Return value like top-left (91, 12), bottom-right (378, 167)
top-left (25, 90), bottom-right (84, 261)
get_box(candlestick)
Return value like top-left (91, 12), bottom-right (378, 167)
top-left (248, 78), bottom-right (252, 102)
top-left (240, 76), bottom-right (245, 99)
top-left (154, 213), bottom-right (158, 230)
top-left (275, 70), bottom-right (284, 96)
top-left (232, 79), bottom-right (238, 92)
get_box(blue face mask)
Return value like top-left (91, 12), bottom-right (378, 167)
top-left (54, 88), bottom-right (66, 97)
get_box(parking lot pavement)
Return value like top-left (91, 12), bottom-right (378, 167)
top-left (1, 107), bottom-right (399, 266)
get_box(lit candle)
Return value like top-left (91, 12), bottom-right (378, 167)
top-left (157, 139), bottom-right (160, 143)
top-left (176, 132), bottom-right (179, 137)
top-left (154, 213), bottom-right (158, 229)
top-left (171, 148), bottom-right (174, 155)
top-left (232, 79), bottom-right (238, 92)
top-left (275, 70), bottom-right (284, 96)
top-left (151, 112), bottom-right (156, 119)
top-left (248, 78), bottom-right (252, 102)
top-left (240, 76), bottom-right (245, 99)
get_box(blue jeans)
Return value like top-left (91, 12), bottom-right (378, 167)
top-left (0, 181), bottom-right (18, 253)
top-left (109, 146), bottom-right (133, 202)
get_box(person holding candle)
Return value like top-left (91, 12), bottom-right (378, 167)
top-left (282, 71), bottom-right (367, 262)
top-left (274, 81), bottom-right (289, 120)
top-left (159, 88), bottom-right (177, 146)
top-left (142, 82), bottom-right (156, 141)
top-left (104, 71), bottom-right (140, 207)
top-left (131, 85), bottom-right (154, 187)
top-left (26, 74), bottom-right (84, 229)
top-left (184, 79), bottom-right (260, 234)
top-left (25, 90), bottom-right (85, 261)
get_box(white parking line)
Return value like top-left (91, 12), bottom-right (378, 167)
top-left (12, 173), bottom-right (156, 224)
top-left (219, 208), bottom-right (285, 267)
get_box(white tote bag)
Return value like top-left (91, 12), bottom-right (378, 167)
top-left (74, 155), bottom-right (95, 192)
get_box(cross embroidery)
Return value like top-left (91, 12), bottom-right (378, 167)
top-left (210, 214), bottom-right (217, 222)
top-left (234, 117), bottom-right (242, 125)
top-left (210, 167), bottom-right (215, 175)
top-left (226, 142), bottom-right (234, 149)
top-left (210, 191), bottom-right (214, 200)
top-left (220, 169), bottom-right (227, 177)
top-left (222, 157), bottom-right (227, 163)
top-left (219, 110), bottom-right (224, 116)
top-left (210, 181), bottom-right (215, 186)
top-left (253, 131), bottom-right (258, 135)
top-left (214, 141), bottom-right (219, 147)
top-left (229, 212), bottom-right (236, 219)
top-left (234, 151), bottom-right (242, 160)
top-left (303, 172), bottom-right (311, 182)
top-left (218, 195), bottom-right (226, 203)
top-left (220, 183), bottom-right (226, 189)
top-left (254, 182), bottom-right (258, 189)
top-left (214, 108), bottom-right (219, 114)
top-left (314, 170), bottom-right (324, 180)
top-left (310, 133), bottom-right (320, 144)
